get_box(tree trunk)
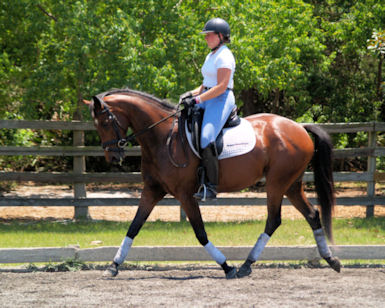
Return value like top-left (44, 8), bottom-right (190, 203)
top-left (272, 88), bottom-right (280, 114)
top-left (378, 54), bottom-right (385, 121)
top-left (239, 88), bottom-right (264, 116)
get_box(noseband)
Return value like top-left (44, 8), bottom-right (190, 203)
top-left (94, 103), bottom-right (133, 153)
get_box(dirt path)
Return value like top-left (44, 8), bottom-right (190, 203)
top-left (0, 267), bottom-right (384, 307)
top-left (1, 184), bottom-right (385, 221)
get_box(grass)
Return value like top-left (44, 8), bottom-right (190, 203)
top-left (0, 217), bottom-right (384, 249)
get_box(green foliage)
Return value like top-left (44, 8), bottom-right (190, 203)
top-left (233, 1), bottom-right (329, 105)
top-left (308, 0), bottom-right (385, 122)
top-left (1, 0), bottom-right (384, 121)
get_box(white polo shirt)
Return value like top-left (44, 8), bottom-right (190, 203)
top-left (201, 45), bottom-right (235, 89)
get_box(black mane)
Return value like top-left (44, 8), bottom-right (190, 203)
top-left (96, 88), bottom-right (177, 112)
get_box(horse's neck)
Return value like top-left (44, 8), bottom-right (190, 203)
top-left (124, 98), bottom-right (174, 147)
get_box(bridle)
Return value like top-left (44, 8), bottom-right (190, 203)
top-left (94, 103), bottom-right (130, 153)
top-left (94, 99), bottom-right (189, 167)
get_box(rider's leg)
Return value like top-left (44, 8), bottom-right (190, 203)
top-left (194, 142), bottom-right (218, 200)
top-left (200, 90), bottom-right (235, 149)
top-left (194, 90), bottom-right (235, 201)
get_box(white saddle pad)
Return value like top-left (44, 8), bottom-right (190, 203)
top-left (185, 118), bottom-right (256, 160)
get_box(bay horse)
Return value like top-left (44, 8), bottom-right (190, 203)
top-left (84, 88), bottom-right (341, 279)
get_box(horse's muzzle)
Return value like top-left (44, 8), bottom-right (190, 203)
top-left (105, 150), bottom-right (125, 166)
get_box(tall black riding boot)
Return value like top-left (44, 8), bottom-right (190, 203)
top-left (194, 143), bottom-right (218, 201)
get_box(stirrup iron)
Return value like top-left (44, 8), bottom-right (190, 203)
top-left (194, 184), bottom-right (208, 201)
top-left (194, 183), bottom-right (217, 201)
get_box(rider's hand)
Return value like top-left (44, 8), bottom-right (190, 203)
top-left (180, 91), bottom-right (193, 101)
top-left (182, 97), bottom-right (197, 109)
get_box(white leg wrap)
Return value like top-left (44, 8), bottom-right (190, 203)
top-left (248, 233), bottom-right (270, 262)
top-left (204, 241), bottom-right (226, 265)
top-left (313, 228), bottom-right (332, 258)
top-left (113, 236), bottom-right (133, 265)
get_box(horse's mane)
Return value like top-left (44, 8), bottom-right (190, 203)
top-left (96, 88), bottom-right (177, 112)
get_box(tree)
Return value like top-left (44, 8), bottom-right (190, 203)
top-left (1, 0), bottom-right (385, 144)
top-left (306, 0), bottom-right (385, 123)
top-left (368, 29), bottom-right (385, 120)
top-left (229, 0), bottom-right (331, 117)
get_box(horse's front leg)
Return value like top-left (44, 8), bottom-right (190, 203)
top-left (181, 197), bottom-right (237, 279)
top-left (104, 185), bottom-right (165, 277)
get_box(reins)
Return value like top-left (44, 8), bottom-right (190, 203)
top-left (166, 99), bottom-right (190, 168)
top-left (97, 97), bottom-right (189, 168)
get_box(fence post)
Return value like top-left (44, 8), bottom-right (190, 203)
top-left (180, 207), bottom-right (186, 221)
top-left (73, 129), bottom-right (90, 220)
top-left (366, 126), bottom-right (376, 218)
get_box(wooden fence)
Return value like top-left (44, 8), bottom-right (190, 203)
top-left (1, 120), bottom-right (385, 220)
top-left (1, 245), bottom-right (385, 264)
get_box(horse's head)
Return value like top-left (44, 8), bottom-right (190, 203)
top-left (84, 96), bottom-right (128, 164)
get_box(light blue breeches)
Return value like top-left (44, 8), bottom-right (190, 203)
top-left (198, 89), bottom-right (236, 149)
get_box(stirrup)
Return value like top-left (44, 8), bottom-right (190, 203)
top-left (193, 184), bottom-right (217, 201)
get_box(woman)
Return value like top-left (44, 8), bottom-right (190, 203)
top-left (181, 18), bottom-right (236, 201)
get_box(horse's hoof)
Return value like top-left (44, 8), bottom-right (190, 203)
top-left (325, 257), bottom-right (342, 273)
top-left (236, 263), bottom-right (252, 278)
top-left (103, 263), bottom-right (119, 277)
top-left (225, 267), bottom-right (237, 279)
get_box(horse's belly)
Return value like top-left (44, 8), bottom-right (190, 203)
top-left (218, 147), bottom-right (265, 192)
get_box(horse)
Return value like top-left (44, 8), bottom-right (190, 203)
top-left (84, 88), bottom-right (341, 279)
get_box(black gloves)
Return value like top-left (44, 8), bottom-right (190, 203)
top-left (179, 91), bottom-right (193, 101)
top-left (182, 96), bottom-right (197, 109)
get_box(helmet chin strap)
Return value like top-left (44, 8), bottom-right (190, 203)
top-left (211, 33), bottom-right (223, 52)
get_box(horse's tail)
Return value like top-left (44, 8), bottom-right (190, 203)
top-left (304, 124), bottom-right (335, 243)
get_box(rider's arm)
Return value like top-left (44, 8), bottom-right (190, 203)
top-left (197, 68), bottom-right (231, 103)
top-left (191, 85), bottom-right (204, 96)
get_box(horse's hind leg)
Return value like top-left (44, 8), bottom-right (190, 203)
top-left (285, 181), bottom-right (341, 272)
top-left (237, 185), bottom-right (284, 278)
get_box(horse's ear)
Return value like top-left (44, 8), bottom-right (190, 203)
top-left (92, 96), bottom-right (103, 112)
top-left (83, 99), bottom-right (91, 106)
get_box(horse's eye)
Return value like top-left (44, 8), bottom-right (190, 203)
top-left (101, 119), bottom-right (109, 127)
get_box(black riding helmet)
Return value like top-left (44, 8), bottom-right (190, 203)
top-left (201, 18), bottom-right (230, 49)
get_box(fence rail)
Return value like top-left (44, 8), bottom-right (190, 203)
top-left (1, 196), bottom-right (385, 207)
top-left (0, 145), bottom-right (384, 158)
top-left (1, 245), bottom-right (384, 264)
top-left (1, 120), bottom-right (384, 219)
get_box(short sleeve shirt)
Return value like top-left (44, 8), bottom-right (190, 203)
top-left (201, 45), bottom-right (235, 89)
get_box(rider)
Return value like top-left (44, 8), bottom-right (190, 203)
top-left (181, 18), bottom-right (236, 201)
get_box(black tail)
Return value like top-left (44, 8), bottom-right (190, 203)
top-left (304, 124), bottom-right (335, 243)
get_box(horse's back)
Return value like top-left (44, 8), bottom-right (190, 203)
top-left (246, 113), bottom-right (314, 167)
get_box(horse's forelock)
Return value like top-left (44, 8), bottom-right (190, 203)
top-left (90, 96), bottom-right (108, 124)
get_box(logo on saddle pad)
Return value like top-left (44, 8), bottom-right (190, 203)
top-left (185, 118), bottom-right (256, 160)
